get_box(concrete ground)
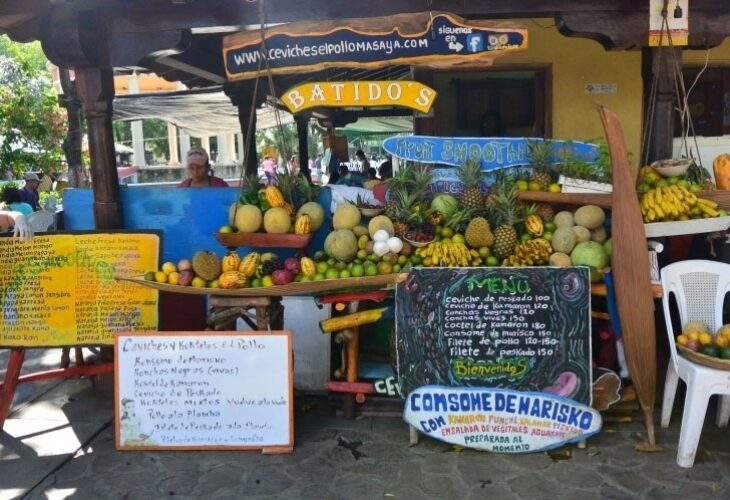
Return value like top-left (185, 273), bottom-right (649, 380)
top-left (1, 348), bottom-right (729, 500)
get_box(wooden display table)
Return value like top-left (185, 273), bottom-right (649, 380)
top-left (207, 295), bottom-right (284, 331)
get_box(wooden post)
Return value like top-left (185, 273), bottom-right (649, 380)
top-left (343, 301), bottom-right (360, 419)
top-left (644, 47), bottom-right (682, 163)
top-left (226, 82), bottom-right (260, 176)
top-left (295, 114), bottom-right (311, 182)
top-left (0, 349), bottom-right (26, 430)
top-left (75, 66), bottom-right (122, 229)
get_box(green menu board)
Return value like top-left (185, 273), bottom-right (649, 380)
top-left (396, 267), bottom-right (592, 404)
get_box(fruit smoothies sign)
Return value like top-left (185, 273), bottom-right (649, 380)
top-left (223, 13), bottom-right (527, 80)
top-left (281, 81), bottom-right (437, 114)
top-left (396, 267), bottom-right (592, 405)
top-left (403, 386), bottom-right (601, 453)
top-left (0, 232), bottom-right (160, 347)
top-left (383, 136), bottom-right (599, 172)
top-left (115, 331), bottom-right (293, 452)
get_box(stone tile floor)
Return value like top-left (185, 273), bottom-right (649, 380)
top-left (1, 349), bottom-right (729, 499)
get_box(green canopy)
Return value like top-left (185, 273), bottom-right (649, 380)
top-left (337, 117), bottom-right (413, 138)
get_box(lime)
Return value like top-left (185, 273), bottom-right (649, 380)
top-left (636, 183), bottom-right (651, 194)
top-left (377, 261), bottom-right (393, 275)
top-left (300, 275), bottom-right (312, 282)
top-left (365, 264), bottom-right (379, 276)
top-left (677, 179), bottom-right (691, 189)
top-left (699, 344), bottom-right (720, 358)
top-left (409, 255), bottom-right (422, 266)
top-left (486, 256), bottom-right (499, 266)
top-left (440, 226), bottom-right (454, 238)
top-left (542, 231), bottom-right (553, 242)
top-left (515, 179), bottom-right (529, 190)
top-left (721, 347), bottom-right (730, 359)
top-left (351, 264), bottom-right (365, 277)
top-left (689, 183), bottom-right (703, 193)
top-left (528, 181), bottom-right (542, 191)
top-left (313, 272), bottom-right (326, 281)
top-left (325, 268), bottom-right (340, 279)
top-left (250, 278), bottom-right (262, 288)
top-left (261, 275), bottom-right (274, 287)
top-left (719, 209), bottom-right (728, 217)
top-left (218, 225), bottom-right (234, 234)
top-left (452, 234), bottom-right (466, 245)
top-left (655, 179), bottom-right (669, 188)
top-left (544, 221), bottom-right (557, 232)
top-left (478, 246), bottom-right (491, 259)
top-left (335, 261), bottom-right (347, 271)
top-left (398, 255), bottom-right (408, 266)
top-left (548, 183), bottom-right (562, 193)
top-left (644, 172), bottom-right (660, 184)
top-left (520, 233), bottom-right (533, 242)
top-left (313, 250), bottom-right (327, 261)
top-left (339, 269), bottom-right (351, 279)
top-left (316, 261), bottom-right (330, 274)
top-left (667, 176), bottom-right (680, 185)
top-left (392, 264), bottom-right (401, 273)
top-left (357, 249), bottom-right (368, 260)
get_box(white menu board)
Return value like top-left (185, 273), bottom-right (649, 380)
top-left (115, 331), bottom-right (293, 452)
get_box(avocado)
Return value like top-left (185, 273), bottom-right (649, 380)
top-left (699, 344), bottom-right (720, 358)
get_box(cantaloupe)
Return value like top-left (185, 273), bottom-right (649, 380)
top-left (324, 229), bottom-right (358, 262)
top-left (554, 211), bottom-right (575, 228)
top-left (572, 225), bottom-right (591, 243)
top-left (368, 215), bottom-right (394, 238)
top-left (551, 226), bottom-right (577, 254)
top-left (574, 205), bottom-right (606, 230)
top-left (549, 252), bottom-right (572, 267)
top-left (590, 227), bottom-right (607, 244)
top-left (263, 207), bottom-right (292, 234)
top-left (296, 202), bottom-right (325, 231)
top-left (229, 203), bottom-right (262, 233)
top-left (333, 203), bottom-right (361, 230)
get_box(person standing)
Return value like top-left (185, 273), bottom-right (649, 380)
top-left (20, 172), bottom-right (41, 210)
top-left (288, 155), bottom-right (300, 175)
top-left (179, 147), bottom-right (228, 187)
top-left (355, 149), bottom-right (370, 174)
top-left (261, 155), bottom-right (277, 185)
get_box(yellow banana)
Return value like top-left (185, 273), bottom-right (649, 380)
top-left (646, 190), bottom-right (656, 207)
top-left (698, 203), bottom-right (719, 217)
top-left (647, 208), bottom-right (656, 222)
top-left (654, 187), bottom-right (664, 205)
top-left (697, 198), bottom-right (719, 209)
top-left (654, 204), bottom-right (665, 219)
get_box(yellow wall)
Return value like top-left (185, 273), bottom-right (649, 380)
top-left (114, 73), bottom-right (179, 95)
top-left (430, 20), bottom-right (643, 168)
top-left (684, 37), bottom-right (730, 65)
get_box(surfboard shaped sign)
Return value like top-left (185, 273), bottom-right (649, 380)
top-left (382, 136), bottom-right (599, 171)
top-left (404, 386), bottom-right (602, 453)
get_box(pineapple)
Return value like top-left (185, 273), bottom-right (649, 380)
top-left (458, 160), bottom-right (486, 209)
top-left (536, 202), bottom-right (555, 222)
top-left (384, 166), bottom-right (411, 219)
top-left (527, 139), bottom-right (554, 190)
top-left (465, 217), bottom-right (494, 248)
top-left (488, 182), bottom-right (521, 260)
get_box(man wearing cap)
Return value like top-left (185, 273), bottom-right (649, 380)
top-left (20, 172), bottom-right (41, 210)
top-left (179, 147), bottom-right (229, 187)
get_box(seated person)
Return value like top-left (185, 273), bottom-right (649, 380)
top-left (1, 186), bottom-right (33, 216)
top-left (0, 209), bottom-right (33, 241)
top-left (179, 148), bottom-right (229, 187)
top-left (336, 165), bottom-right (367, 188)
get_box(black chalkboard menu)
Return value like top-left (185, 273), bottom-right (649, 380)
top-left (395, 267), bottom-right (592, 405)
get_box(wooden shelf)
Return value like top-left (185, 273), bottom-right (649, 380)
top-left (516, 191), bottom-right (612, 208)
top-left (214, 232), bottom-right (313, 249)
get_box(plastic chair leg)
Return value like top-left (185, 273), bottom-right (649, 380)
top-left (717, 395), bottom-right (730, 428)
top-left (676, 382), bottom-right (711, 468)
top-left (661, 363), bottom-right (679, 428)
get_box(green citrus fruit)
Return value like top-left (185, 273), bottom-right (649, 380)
top-left (325, 268), bottom-right (340, 280)
top-left (351, 264), bottom-right (365, 277)
top-left (486, 256), bottom-right (499, 266)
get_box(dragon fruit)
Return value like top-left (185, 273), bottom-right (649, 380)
top-left (272, 269), bottom-right (294, 285)
top-left (284, 257), bottom-right (301, 274)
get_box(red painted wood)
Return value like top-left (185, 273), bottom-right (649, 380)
top-left (325, 380), bottom-right (376, 394)
top-left (0, 363), bottom-right (114, 390)
top-left (317, 291), bottom-right (389, 305)
top-left (0, 349), bottom-right (26, 430)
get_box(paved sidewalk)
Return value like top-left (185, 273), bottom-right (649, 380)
top-left (1, 349), bottom-right (729, 499)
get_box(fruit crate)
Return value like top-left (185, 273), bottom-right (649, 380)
top-left (558, 175), bottom-right (613, 194)
top-left (215, 232), bottom-right (313, 249)
top-left (643, 216), bottom-right (730, 238)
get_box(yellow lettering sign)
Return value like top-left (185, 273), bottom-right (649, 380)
top-left (280, 81), bottom-right (437, 113)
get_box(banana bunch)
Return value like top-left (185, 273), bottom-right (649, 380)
top-left (416, 240), bottom-right (481, 267)
top-left (640, 185), bottom-right (724, 222)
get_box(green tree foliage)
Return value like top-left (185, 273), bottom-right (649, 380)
top-left (0, 36), bottom-right (65, 177)
top-left (113, 119), bottom-right (170, 163)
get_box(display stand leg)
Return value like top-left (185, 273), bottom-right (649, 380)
top-left (578, 440), bottom-right (586, 449)
top-left (343, 300), bottom-right (360, 420)
top-left (0, 348), bottom-right (25, 431)
top-left (269, 297), bottom-right (284, 330)
top-left (409, 426), bottom-right (419, 445)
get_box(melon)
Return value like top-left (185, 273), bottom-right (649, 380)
top-left (229, 203), bottom-right (262, 233)
top-left (554, 210), bottom-right (575, 228)
top-left (324, 229), bottom-right (358, 262)
top-left (590, 227), bottom-right (608, 244)
top-left (551, 226), bottom-right (577, 254)
top-left (368, 215), bottom-right (395, 238)
top-left (263, 207), bottom-right (292, 234)
top-left (352, 225), bottom-right (369, 238)
top-left (570, 241), bottom-right (609, 282)
top-left (296, 202), bottom-right (325, 231)
top-left (333, 203), bottom-right (361, 230)
top-left (572, 225), bottom-right (591, 243)
top-left (549, 252), bottom-right (572, 267)
top-left (574, 205), bottom-right (606, 230)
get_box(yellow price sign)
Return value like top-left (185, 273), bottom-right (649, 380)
top-left (0, 232), bottom-right (160, 347)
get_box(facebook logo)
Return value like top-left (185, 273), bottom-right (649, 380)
top-left (466, 34), bottom-right (484, 53)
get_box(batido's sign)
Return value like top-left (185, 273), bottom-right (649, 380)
top-left (281, 81), bottom-right (437, 114)
top-left (223, 13), bottom-right (527, 80)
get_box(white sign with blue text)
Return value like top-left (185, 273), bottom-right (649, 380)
top-left (404, 386), bottom-right (601, 453)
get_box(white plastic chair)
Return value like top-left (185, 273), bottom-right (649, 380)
top-left (26, 210), bottom-right (55, 233)
top-left (660, 259), bottom-right (730, 468)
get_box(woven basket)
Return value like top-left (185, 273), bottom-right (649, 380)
top-left (678, 345), bottom-right (730, 371)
